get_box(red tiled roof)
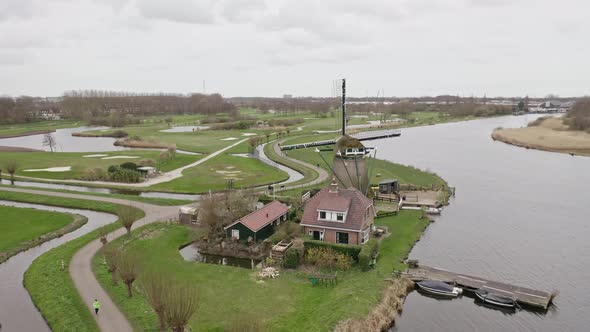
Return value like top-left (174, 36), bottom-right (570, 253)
top-left (301, 185), bottom-right (374, 232)
top-left (225, 200), bottom-right (289, 232)
top-left (317, 195), bottom-right (350, 212)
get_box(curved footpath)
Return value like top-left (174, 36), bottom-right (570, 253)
top-left (0, 186), bottom-right (186, 332)
top-left (271, 139), bottom-right (330, 191)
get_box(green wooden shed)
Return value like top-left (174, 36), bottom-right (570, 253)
top-left (224, 200), bottom-right (290, 242)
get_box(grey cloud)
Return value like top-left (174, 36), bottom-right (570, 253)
top-left (220, 0), bottom-right (267, 23)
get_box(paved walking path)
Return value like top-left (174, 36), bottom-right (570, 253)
top-left (271, 139), bottom-right (330, 191)
top-left (0, 186), bottom-right (186, 332)
top-left (14, 138), bottom-right (248, 187)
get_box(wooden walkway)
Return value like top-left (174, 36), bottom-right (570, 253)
top-left (403, 265), bottom-right (554, 309)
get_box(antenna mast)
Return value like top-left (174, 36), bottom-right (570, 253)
top-left (341, 78), bottom-right (346, 136)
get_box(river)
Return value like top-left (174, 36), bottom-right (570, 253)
top-left (371, 115), bottom-right (590, 332)
top-left (0, 201), bottom-right (117, 332)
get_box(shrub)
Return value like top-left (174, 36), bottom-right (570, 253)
top-left (81, 168), bottom-right (107, 181)
top-left (304, 240), bottom-right (361, 261)
top-left (305, 247), bottom-right (353, 271)
top-left (269, 221), bottom-right (301, 244)
top-left (138, 158), bottom-right (156, 167)
top-left (283, 248), bottom-right (300, 269)
top-left (110, 168), bottom-right (141, 183)
top-left (107, 165), bottom-right (119, 173)
top-left (111, 130), bottom-right (128, 138)
top-left (358, 239), bottom-right (379, 271)
top-left (120, 162), bottom-right (137, 170)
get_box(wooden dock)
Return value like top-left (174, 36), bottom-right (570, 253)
top-left (403, 265), bottom-right (554, 309)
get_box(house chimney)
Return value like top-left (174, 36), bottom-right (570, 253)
top-left (329, 177), bottom-right (339, 193)
top-left (266, 213), bottom-right (269, 218)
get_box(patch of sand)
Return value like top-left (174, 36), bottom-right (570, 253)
top-left (101, 156), bottom-right (140, 160)
top-left (215, 170), bottom-right (242, 175)
top-left (242, 133), bottom-right (257, 136)
top-left (83, 154), bottom-right (108, 158)
top-left (220, 137), bottom-right (238, 141)
top-left (23, 166), bottom-right (72, 172)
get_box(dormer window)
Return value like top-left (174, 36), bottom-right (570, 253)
top-left (318, 210), bottom-right (346, 223)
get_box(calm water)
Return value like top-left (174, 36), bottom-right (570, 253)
top-left (0, 201), bottom-right (117, 332)
top-left (371, 115), bottom-right (590, 332)
top-left (0, 126), bottom-right (128, 152)
top-left (179, 244), bottom-right (261, 269)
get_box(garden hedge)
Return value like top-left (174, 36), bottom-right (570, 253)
top-left (303, 240), bottom-right (361, 261)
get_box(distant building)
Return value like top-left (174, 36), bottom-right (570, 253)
top-left (301, 181), bottom-right (375, 245)
top-left (283, 94), bottom-right (293, 99)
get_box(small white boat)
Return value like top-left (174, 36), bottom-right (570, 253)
top-left (416, 280), bottom-right (463, 297)
top-left (474, 288), bottom-right (518, 309)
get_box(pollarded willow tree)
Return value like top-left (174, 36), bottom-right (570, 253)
top-left (118, 205), bottom-right (137, 236)
top-left (163, 281), bottom-right (199, 332)
top-left (118, 252), bottom-right (141, 297)
top-left (104, 246), bottom-right (121, 285)
top-left (5, 161), bottom-right (17, 185)
top-left (142, 271), bottom-right (170, 331)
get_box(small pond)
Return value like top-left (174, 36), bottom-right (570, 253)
top-left (179, 244), bottom-right (261, 270)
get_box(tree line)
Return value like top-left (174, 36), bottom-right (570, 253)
top-left (566, 97), bottom-right (590, 132)
top-left (0, 91), bottom-right (236, 125)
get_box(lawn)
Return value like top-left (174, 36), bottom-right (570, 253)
top-left (0, 120), bottom-right (84, 138)
top-left (0, 205), bottom-right (74, 253)
top-left (0, 150), bottom-right (201, 180)
top-left (0, 190), bottom-right (146, 332)
top-left (152, 153), bottom-right (289, 193)
top-left (93, 210), bottom-right (428, 331)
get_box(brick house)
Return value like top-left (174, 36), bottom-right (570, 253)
top-left (301, 182), bottom-right (375, 245)
top-left (224, 200), bottom-right (289, 242)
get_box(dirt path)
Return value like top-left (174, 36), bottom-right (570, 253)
top-left (0, 186), bottom-right (186, 332)
top-left (13, 138), bottom-right (248, 187)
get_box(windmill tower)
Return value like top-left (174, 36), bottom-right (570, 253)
top-left (281, 79), bottom-right (402, 193)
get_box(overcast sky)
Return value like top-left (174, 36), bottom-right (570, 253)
top-left (0, 0), bottom-right (588, 98)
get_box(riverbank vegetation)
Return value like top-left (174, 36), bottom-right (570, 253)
top-left (0, 205), bottom-right (86, 263)
top-left (92, 209), bottom-right (428, 331)
top-left (492, 116), bottom-right (590, 157)
top-left (0, 190), bottom-right (145, 332)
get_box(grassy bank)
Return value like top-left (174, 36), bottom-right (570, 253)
top-left (93, 210), bottom-right (428, 331)
top-left (152, 153), bottom-right (289, 193)
top-left (0, 120), bottom-right (83, 138)
top-left (0, 190), bottom-right (144, 332)
top-left (263, 141), bottom-right (320, 187)
top-left (0, 205), bottom-right (86, 263)
top-left (492, 117), bottom-right (590, 157)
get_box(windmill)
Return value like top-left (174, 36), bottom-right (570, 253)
top-left (280, 79), bottom-right (402, 194)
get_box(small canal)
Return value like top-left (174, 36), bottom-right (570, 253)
top-left (371, 115), bottom-right (590, 332)
top-left (0, 200), bottom-right (117, 332)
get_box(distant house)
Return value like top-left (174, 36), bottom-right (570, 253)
top-left (224, 200), bottom-right (289, 242)
top-left (301, 182), bottom-right (375, 245)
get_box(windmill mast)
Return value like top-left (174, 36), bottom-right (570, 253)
top-left (341, 78), bottom-right (346, 136)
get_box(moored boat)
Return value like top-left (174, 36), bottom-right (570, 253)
top-left (416, 280), bottom-right (463, 297)
top-left (474, 288), bottom-right (518, 308)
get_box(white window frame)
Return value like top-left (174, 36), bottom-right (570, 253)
top-left (318, 209), bottom-right (347, 223)
top-left (231, 229), bottom-right (240, 240)
top-left (361, 228), bottom-right (370, 244)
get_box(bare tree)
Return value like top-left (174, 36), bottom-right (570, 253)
top-left (5, 161), bottom-right (17, 185)
top-left (142, 271), bottom-right (170, 331)
top-left (42, 133), bottom-right (57, 152)
top-left (104, 247), bottom-right (121, 285)
top-left (118, 252), bottom-right (141, 297)
top-left (167, 146), bottom-right (177, 159)
top-left (163, 281), bottom-right (198, 332)
top-left (118, 205), bottom-right (137, 236)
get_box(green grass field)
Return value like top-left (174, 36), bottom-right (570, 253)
top-left (152, 153), bottom-right (289, 193)
top-left (0, 120), bottom-right (85, 138)
top-left (93, 210), bottom-right (428, 331)
top-left (0, 190), bottom-right (146, 332)
top-left (0, 205), bottom-right (74, 253)
top-left (0, 150), bottom-right (200, 180)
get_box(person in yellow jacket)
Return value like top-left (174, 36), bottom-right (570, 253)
top-left (93, 299), bottom-right (100, 315)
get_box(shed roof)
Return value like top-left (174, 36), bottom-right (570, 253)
top-left (224, 200), bottom-right (289, 232)
top-left (379, 179), bottom-right (398, 184)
